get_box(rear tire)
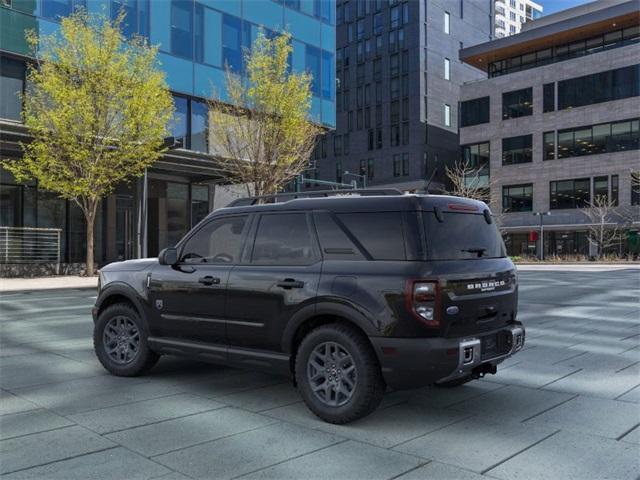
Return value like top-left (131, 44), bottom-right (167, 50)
top-left (93, 303), bottom-right (159, 377)
top-left (295, 323), bottom-right (385, 424)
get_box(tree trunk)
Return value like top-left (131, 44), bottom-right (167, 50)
top-left (85, 214), bottom-right (95, 276)
top-left (83, 200), bottom-right (98, 276)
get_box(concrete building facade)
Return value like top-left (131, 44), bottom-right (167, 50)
top-left (312, 0), bottom-right (492, 192)
top-left (459, 0), bottom-right (640, 258)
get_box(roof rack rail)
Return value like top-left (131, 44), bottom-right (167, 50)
top-left (228, 188), bottom-right (403, 207)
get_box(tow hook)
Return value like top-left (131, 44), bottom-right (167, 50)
top-left (472, 363), bottom-right (497, 379)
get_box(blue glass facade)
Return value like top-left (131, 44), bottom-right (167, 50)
top-left (0, 0), bottom-right (336, 129)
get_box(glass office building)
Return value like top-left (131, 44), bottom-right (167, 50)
top-left (0, 0), bottom-right (335, 273)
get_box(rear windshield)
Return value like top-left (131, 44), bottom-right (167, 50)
top-left (423, 212), bottom-right (506, 260)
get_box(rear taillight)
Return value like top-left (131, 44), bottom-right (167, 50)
top-left (406, 280), bottom-right (440, 328)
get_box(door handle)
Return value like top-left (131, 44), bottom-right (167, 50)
top-left (277, 278), bottom-right (305, 289)
top-left (198, 276), bottom-right (221, 286)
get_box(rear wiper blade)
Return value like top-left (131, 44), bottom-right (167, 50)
top-left (461, 247), bottom-right (487, 257)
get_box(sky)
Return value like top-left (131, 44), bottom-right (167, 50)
top-left (540, 0), bottom-right (594, 15)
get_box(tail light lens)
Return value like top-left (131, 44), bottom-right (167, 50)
top-left (406, 280), bottom-right (440, 328)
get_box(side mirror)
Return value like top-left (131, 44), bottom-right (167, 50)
top-left (158, 247), bottom-right (178, 266)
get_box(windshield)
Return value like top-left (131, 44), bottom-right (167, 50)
top-left (423, 212), bottom-right (506, 260)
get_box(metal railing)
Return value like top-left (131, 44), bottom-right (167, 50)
top-left (0, 226), bottom-right (62, 272)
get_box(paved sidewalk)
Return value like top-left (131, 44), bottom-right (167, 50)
top-left (0, 269), bottom-right (638, 479)
top-left (0, 276), bottom-right (98, 293)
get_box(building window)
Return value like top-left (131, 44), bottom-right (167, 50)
top-left (391, 125), bottom-right (400, 146)
top-left (0, 56), bottom-right (25, 121)
top-left (333, 135), bottom-right (342, 156)
top-left (460, 96), bottom-right (489, 127)
top-left (444, 11), bottom-right (450, 34)
top-left (444, 104), bottom-right (451, 127)
top-left (502, 87), bottom-right (533, 119)
top-left (190, 99), bottom-right (208, 153)
top-left (374, 12), bottom-right (383, 34)
top-left (543, 82), bottom-right (555, 113)
top-left (41, 0), bottom-right (86, 20)
top-left (543, 131), bottom-right (555, 160)
top-left (336, 161), bottom-right (342, 183)
top-left (502, 134), bottom-right (532, 165)
top-left (461, 142), bottom-right (490, 185)
top-left (221, 13), bottom-right (241, 71)
top-left (112, 0), bottom-right (149, 38)
top-left (305, 45), bottom-right (321, 97)
top-left (558, 64), bottom-right (640, 110)
top-left (393, 154), bottom-right (401, 176)
top-left (376, 129), bottom-right (383, 149)
top-left (503, 184), bottom-right (533, 212)
top-left (402, 153), bottom-right (409, 176)
top-left (171, 0), bottom-right (194, 59)
top-left (444, 58), bottom-right (450, 80)
top-left (557, 118), bottom-right (639, 159)
top-left (610, 175), bottom-right (619, 206)
top-left (367, 158), bottom-right (375, 179)
top-left (170, 95), bottom-right (189, 148)
top-left (321, 50), bottom-right (334, 100)
top-left (550, 178), bottom-right (591, 209)
top-left (488, 28), bottom-right (640, 78)
top-left (594, 175), bottom-right (609, 202)
top-left (390, 5), bottom-right (400, 29)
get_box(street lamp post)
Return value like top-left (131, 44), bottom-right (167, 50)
top-left (343, 171), bottom-right (367, 189)
top-left (533, 211), bottom-right (551, 260)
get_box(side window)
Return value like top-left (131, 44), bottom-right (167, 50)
top-left (251, 213), bottom-right (316, 266)
top-left (314, 212), bottom-right (365, 260)
top-left (336, 212), bottom-right (406, 260)
top-left (180, 216), bottom-right (248, 264)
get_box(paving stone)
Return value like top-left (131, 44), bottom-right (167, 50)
top-left (447, 385), bottom-right (574, 422)
top-left (496, 345), bottom-right (584, 365)
top-left (154, 422), bottom-right (343, 480)
top-left (264, 401), bottom-right (468, 448)
top-left (0, 391), bottom-right (39, 416)
top-left (525, 396), bottom-right (640, 439)
top-left (487, 431), bottom-right (640, 480)
top-left (619, 425), bottom-right (640, 445)
top-left (395, 461), bottom-right (489, 480)
top-left (617, 385), bottom-right (640, 403)
top-left (107, 407), bottom-right (277, 456)
top-left (69, 393), bottom-right (225, 434)
top-left (405, 381), bottom-right (505, 409)
top-left (216, 383), bottom-right (301, 412)
top-left (0, 426), bottom-right (115, 475)
top-left (395, 417), bottom-right (556, 473)
top-left (489, 362), bottom-right (580, 389)
top-left (0, 353), bottom-right (105, 389)
top-left (0, 409), bottom-right (73, 440)
top-left (555, 352), bottom-right (638, 372)
top-left (542, 368), bottom-right (640, 400)
top-left (181, 371), bottom-right (285, 398)
top-left (3, 447), bottom-right (170, 480)
top-left (241, 440), bottom-right (423, 480)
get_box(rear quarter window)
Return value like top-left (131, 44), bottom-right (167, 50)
top-left (335, 212), bottom-right (406, 260)
top-left (423, 212), bottom-right (506, 260)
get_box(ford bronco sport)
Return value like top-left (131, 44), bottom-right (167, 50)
top-left (92, 190), bottom-right (524, 424)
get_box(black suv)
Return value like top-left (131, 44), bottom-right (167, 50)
top-left (92, 190), bottom-right (524, 424)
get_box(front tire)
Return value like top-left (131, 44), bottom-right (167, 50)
top-left (93, 303), bottom-right (159, 376)
top-left (295, 323), bottom-right (385, 424)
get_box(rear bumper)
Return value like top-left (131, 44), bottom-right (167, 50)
top-left (370, 323), bottom-right (525, 390)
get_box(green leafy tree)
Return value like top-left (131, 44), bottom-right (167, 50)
top-left (3, 11), bottom-right (173, 275)
top-left (208, 31), bottom-right (321, 198)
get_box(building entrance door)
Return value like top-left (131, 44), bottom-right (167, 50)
top-left (115, 195), bottom-right (134, 261)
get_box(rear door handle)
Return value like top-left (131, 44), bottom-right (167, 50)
top-left (277, 278), bottom-right (305, 289)
top-left (198, 276), bottom-right (221, 286)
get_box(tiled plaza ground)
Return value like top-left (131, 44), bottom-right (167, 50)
top-left (0, 265), bottom-right (639, 479)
